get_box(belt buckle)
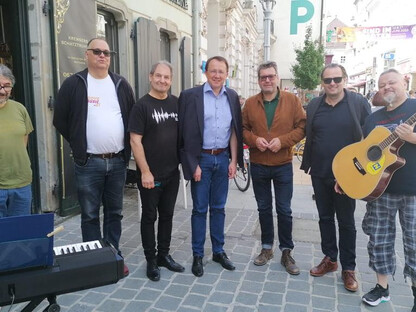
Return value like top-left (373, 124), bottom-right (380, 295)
top-left (211, 149), bottom-right (215, 155)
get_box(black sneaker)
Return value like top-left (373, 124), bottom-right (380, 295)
top-left (362, 284), bottom-right (390, 306)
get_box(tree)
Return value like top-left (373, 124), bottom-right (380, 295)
top-left (291, 26), bottom-right (324, 92)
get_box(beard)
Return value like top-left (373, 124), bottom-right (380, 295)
top-left (383, 92), bottom-right (396, 105)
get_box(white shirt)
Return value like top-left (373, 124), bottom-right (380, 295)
top-left (86, 73), bottom-right (124, 154)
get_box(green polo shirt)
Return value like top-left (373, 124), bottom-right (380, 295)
top-left (264, 92), bottom-right (279, 129)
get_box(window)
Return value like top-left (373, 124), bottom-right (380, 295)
top-left (340, 56), bottom-right (346, 63)
top-left (97, 10), bottom-right (119, 73)
top-left (160, 31), bottom-right (171, 62)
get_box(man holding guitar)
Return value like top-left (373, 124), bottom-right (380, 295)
top-left (360, 69), bottom-right (416, 311)
top-left (301, 64), bottom-right (371, 292)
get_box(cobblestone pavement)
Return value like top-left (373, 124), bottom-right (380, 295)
top-left (3, 160), bottom-right (414, 312)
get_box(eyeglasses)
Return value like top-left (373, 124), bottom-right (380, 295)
top-left (0, 85), bottom-right (12, 92)
top-left (259, 74), bottom-right (277, 82)
top-left (87, 49), bottom-right (115, 57)
top-left (323, 77), bottom-right (343, 84)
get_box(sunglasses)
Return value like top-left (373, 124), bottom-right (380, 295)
top-left (323, 77), bottom-right (343, 84)
top-left (87, 48), bottom-right (115, 57)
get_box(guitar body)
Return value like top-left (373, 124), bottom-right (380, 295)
top-left (332, 126), bottom-right (405, 201)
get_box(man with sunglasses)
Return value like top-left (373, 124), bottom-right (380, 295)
top-left (242, 61), bottom-right (306, 274)
top-left (53, 38), bottom-right (135, 277)
top-left (301, 63), bottom-right (371, 291)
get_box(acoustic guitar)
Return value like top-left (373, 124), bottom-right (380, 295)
top-left (332, 112), bottom-right (416, 201)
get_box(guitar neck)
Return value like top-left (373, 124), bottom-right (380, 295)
top-left (379, 111), bottom-right (416, 150)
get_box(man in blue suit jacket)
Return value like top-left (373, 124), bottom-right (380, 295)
top-left (178, 56), bottom-right (243, 277)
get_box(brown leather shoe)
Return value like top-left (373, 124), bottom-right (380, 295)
top-left (281, 249), bottom-right (300, 275)
top-left (254, 248), bottom-right (273, 266)
top-left (310, 256), bottom-right (338, 277)
top-left (342, 270), bottom-right (358, 292)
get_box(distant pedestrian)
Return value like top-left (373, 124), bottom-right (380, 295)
top-left (242, 61), bottom-right (305, 274)
top-left (129, 61), bottom-right (184, 282)
top-left (0, 64), bottom-right (34, 217)
top-left (178, 56), bottom-right (243, 277)
top-left (301, 63), bottom-right (371, 292)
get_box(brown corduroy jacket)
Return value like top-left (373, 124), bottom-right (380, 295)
top-left (242, 90), bottom-right (306, 166)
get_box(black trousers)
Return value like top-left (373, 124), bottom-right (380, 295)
top-left (138, 169), bottom-right (180, 261)
top-left (311, 176), bottom-right (357, 271)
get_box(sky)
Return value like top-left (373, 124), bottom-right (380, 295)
top-left (324, 0), bottom-right (356, 25)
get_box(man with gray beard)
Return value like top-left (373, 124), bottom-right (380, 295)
top-left (361, 69), bottom-right (416, 311)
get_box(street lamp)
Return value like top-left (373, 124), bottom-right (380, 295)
top-left (259, 0), bottom-right (276, 61)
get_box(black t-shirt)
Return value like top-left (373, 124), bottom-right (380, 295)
top-left (128, 93), bottom-right (179, 180)
top-left (310, 96), bottom-right (356, 178)
top-left (363, 98), bottom-right (416, 195)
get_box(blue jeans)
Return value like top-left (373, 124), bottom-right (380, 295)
top-left (251, 163), bottom-right (294, 250)
top-left (74, 156), bottom-right (126, 252)
top-left (312, 176), bottom-right (356, 270)
top-left (0, 184), bottom-right (32, 217)
top-left (191, 151), bottom-right (230, 257)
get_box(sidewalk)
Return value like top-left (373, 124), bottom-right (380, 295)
top-left (5, 159), bottom-right (413, 311)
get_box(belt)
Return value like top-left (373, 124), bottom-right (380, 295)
top-left (88, 151), bottom-right (123, 159)
top-left (201, 148), bottom-right (226, 155)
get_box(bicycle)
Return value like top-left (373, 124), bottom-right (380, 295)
top-left (292, 138), bottom-right (305, 162)
top-left (234, 144), bottom-right (251, 192)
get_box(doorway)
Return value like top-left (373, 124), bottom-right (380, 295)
top-left (0, 0), bottom-right (39, 212)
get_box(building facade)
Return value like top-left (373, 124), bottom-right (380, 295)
top-left (4, 0), bottom-right (261, 214)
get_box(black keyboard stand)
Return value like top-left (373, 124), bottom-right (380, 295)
top-left (21, 295), bottom-right (60, 312)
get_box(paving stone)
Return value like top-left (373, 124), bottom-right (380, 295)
top-left (152, 295), bottom-right (182, 311)
top-left (207, 291), bottom-right (234, 304)
top-left (283, 303), bottom-right (308, 312)
top-left (285, 290), bottom-right (310, 305)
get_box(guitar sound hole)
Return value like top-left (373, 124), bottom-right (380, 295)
top-left (367, 145), bottom-right (382, 161)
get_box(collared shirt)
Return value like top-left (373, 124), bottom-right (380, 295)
top-left (263, 91), bottom-right (279, 129)
top-left (202, 83), bottom-right (232, 149)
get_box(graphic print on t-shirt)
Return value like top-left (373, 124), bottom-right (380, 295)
top-left (152, 108), bottom-right (178, 124)
top-left (88, 96), bottom-right (100, 107)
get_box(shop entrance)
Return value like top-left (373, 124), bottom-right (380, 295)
top-left (0, 0), bottom-right (40, 212)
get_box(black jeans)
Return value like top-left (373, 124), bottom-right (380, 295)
top-left (138, 169), bottom-right (180, 261)
top-left (311, 176), bottom-right (356, 271)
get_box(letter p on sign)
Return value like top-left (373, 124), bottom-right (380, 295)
top-left (290, 0), bottom-right (315, 35)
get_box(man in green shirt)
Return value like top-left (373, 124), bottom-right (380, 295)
top-left (242, 61), bottom-right (306, 274)
top-left (0, 64), bottom-right (34, 217)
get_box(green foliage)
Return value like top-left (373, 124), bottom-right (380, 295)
top-left (291, 26), bottom-right (325, 91)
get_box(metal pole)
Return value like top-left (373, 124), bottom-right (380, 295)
top-left (260, 0), bottom-right (276, 61)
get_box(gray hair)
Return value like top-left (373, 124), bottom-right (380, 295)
top-left (0, 64), bottom-right (15, 86)
top-left (257, 61), bottom-right (278, 78)
top-left (150, 60), bottom-right (173, 76)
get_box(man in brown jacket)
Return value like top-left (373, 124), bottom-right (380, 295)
top-left (242, 61), bottom-right (306, 274)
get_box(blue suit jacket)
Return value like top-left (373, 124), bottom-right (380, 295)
top-left (178, 83), bottom-right (243, 180)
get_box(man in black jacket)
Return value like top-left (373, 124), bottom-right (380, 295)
top-left (301, 64), bottom-right (370, 292)
top-left (53, 38), bottom-right (135, 277)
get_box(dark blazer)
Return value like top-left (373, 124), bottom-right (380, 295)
top-left (178, 83), bottom-right (243, 180)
